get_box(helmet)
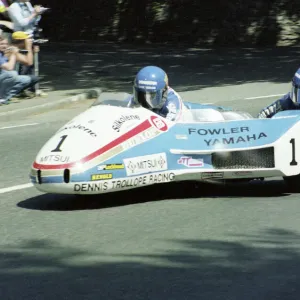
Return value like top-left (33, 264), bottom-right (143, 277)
top-left (133, 66), bottom-right (168, 110)
top-left (291, 68), bottom-right (300, 104)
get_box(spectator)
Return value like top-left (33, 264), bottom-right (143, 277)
top-left (0, 0), bottom-right (13, 18)
top-left (0, 0), bottom-right (9, 18)
top-left (0, 0), bottom-right (13, 42)
top-left (8, 1), bottom-right (47, 97)
top-left (0, 35), bottom-right (38, 104)
top-left (8, 0), bottom-right (42, 35)
top-left (11, 31), bottom-right (41, 97)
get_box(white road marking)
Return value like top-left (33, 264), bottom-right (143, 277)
top-left (0, 183), bottom-right (33, 194)
top-left (245, 94), bottom-right (285, 100)
top-left (0, 123), bottom-right (39, 130)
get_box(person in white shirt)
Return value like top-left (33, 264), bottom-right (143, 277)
top-left (8, 0), bottom-right (42, 35)
top-left (7, 1), bottom-right (47, 97)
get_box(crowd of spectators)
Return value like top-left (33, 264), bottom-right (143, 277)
top-left (0, 0), bottom-right (47, 105)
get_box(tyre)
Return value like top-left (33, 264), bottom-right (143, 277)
top-left (283, 175), bottom-right (300, 192)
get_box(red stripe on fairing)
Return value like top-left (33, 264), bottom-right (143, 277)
top-left (33, 119), bottom-right (152, 170)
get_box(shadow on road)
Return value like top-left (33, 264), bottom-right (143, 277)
top-left (18, 179), bottom-right (291, 212)
top-left (1, 229), bottom-right (300, 299)
top-left (40, 44), bottom-right (299, 93)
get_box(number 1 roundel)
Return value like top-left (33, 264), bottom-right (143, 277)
top-left (150, 116), bottom-right (168, 132)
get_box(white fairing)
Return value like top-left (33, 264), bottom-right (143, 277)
top-left (34, 104), bottom-right (162, 167)
top-left (32, 98), bottom-right (268, 195)
top-left (34, 102), bottom-right (252, 168)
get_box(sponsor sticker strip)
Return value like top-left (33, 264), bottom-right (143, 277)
top-left (73, 171), bottom-right (176, 193)
top-left (177, 156), bottom-right (204, 168)
top-left (123, 152), bottom-right (168, 176)
top-left (201, 172), bottom-right (224, 179)
top-left (91, 173), bottom-right (113, 181)
top-left (188, 126), bottom-right (268, 146)
top-left (58, 124), bottom-right (97, 137)
top-left (112, 115), bottom-right (140, 132)
top-left (97, 164), bottom-right (124, 171)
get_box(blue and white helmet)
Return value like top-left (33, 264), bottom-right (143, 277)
top-left (291, 68), bottom-right (300, 103)
top-left (133, 66), bottom-right (168, 110)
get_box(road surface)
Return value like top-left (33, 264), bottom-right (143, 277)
top-left (1, 86), bottom-right (300, 300)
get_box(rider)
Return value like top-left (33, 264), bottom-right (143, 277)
top-left (127, 66), bottom-right (185, 121)
top-left (258, 68), bottom-right (300, 118)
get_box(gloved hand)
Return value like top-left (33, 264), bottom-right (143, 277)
top-left (257, 102), bottom-right (277, 119)
top-left (257, 110), bottom-right (267, 118)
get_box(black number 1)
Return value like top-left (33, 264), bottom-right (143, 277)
top-left (51, 135), bottom-right (68, 152)
top-left (290, 138), bottom-right (298, 166)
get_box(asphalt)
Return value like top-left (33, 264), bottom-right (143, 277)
top-left (0, 43), bottom-right (299, 300)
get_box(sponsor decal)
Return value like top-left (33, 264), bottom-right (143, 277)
top-left (188, 127), bottom-right (250, 135)
top-left (124, 153), bottom-right (167, 176)
top-left (111, 172), bottom-right (175, 189)
top-left (59, 124), bottom-right (97, 137)
top-left (74, 182), bottom-right (108, 192)
top-left (177, 156), bottom-right (204, 167)
top-left (73, 172), bottom-right (175, 192)
top-left (233, 171), bottom-right (253, 176)
top-left (97, 164), bottom-right (125, 171)
top-left (40, 155), bottom-right (70, 163)
top-left (150, 116), bottom-right (168, 132)
top-left (188, 127), bottom-right (267, 146)
top-left (201, 172), bottom-right (224, 179)
top-left (91, 173), bottom-right (113, 181)
top-left (112, 115), bottom-right (140, 132)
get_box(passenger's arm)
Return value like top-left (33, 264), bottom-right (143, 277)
top-left (258, 94), bottom-right (292, 118)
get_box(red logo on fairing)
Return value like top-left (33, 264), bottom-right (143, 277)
top-left (150, 116), bottom-right (168, 132)
top-left (177, 156), bottom-right (204, 167)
